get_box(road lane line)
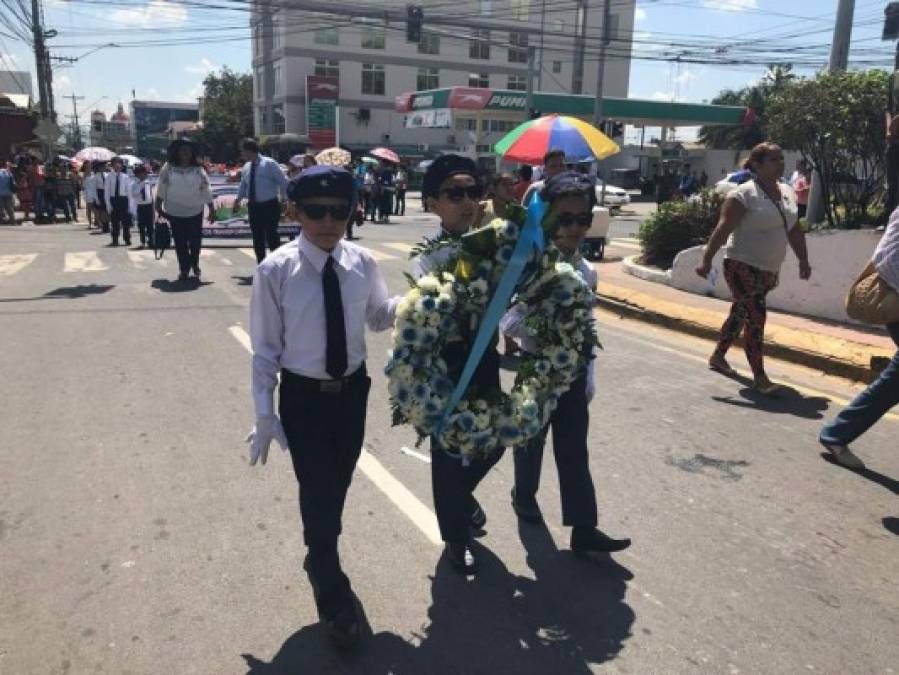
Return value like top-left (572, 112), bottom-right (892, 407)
top-left (598, 316), bottom-right (899, 423)
top-left (383, 242), bottom-right (415, 254)
top-left (0, 254), bottom-right (37, 276)
top-left (228, 324), bottom-right (442, 545)
top-left (401, 446), bottom-right (432, 463)
top-left (609, 238), bottom-right (641, 251)
top-left (64, 251), bottom-right (108, 272)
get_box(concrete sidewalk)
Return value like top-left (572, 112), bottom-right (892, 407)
top-left (594, 260), bottom-right (896, 383)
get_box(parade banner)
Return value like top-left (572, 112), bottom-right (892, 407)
top-left (201, 185), bottom-right (300, 239)
top-left (404, 108), bottom-right (451, 129)
top-left (305, 75), bottom-right (339, 150)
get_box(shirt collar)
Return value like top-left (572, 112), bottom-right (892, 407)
top-left (298, 233), bottom-right (350, 273)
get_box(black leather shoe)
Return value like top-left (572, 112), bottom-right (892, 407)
top-left (445, 541), bottom-right (478, 575)
top-left (470, 495), bottom-right (487, 532)
top-left (511, 488), bottom-right (543, 524)
top-left (571, 527), bottom-right (631, 556)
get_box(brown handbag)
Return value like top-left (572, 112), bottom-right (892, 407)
top-left (845, 261), bottom-right (899, 324)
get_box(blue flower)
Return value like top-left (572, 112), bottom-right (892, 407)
top-left (401, 326), bottom-right (420, 345)
top-left (420, 295), bottom-right (437, 311)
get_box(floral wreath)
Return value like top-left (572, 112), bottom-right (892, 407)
top-left (385, 215), bottom-right (599, 460)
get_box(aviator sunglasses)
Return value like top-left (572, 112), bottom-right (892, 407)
top-left (440, 185), bottom-right (482, 202)
top-left (555, 212), bottom-right (593, 228)
top-left (301, 203), bottom-right (352, 220)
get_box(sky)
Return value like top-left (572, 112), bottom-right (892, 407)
top-left (0, 0), bottom-right (893, 143)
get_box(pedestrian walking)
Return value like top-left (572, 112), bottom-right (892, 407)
top-left (502, 171), bottom-right (631, 557)
top-left (81, 165), bottom-right (96, 228)
top-left (793, 165), bottom-right (811, 220)
top-left (413, 155), bottom-right (499, 575)
top-left (92, 161), bottom-right (110, 233)
top-left (393, 164), bottom-right (408, 216)
top-left (0, 163), bottom-right (16, 224)
top-left (246, 165), bottom-right (397, 649)
top-left (376, 160), bottom-right (394, 223)
top-left (42, 163), bottom-right (58, 224)
top-left (363, 168), bottom-right (377, 221)
top-left (818, 209), bottom-right (899, 469)
top-left (696, 142), bottom-right (812, 395)
top-left (154, 140), bottom-right (215, 281)
top-left (104, 157), bottom-right (134, 246)
top-left (130, 164), bottom-right (155, 249)
top-left (55, 165), bottom-right (77, 223)
top-left (233, 138), bottom-right (288, 264)
top-left (678, 164), bottom-right (698, 198)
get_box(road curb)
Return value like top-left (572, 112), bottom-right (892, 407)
top-left (596, 284), bottom-right (893, 384)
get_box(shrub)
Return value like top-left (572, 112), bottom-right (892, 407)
top-left (638, 190), bottom-right (725, 269)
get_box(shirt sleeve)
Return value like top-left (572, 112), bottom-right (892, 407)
top-left (274, 162), bottom-right (289, 199)
top-left (236, 164), bottom-right (248, 201)
top-left (155, 165), bottom-right (168, 202)
top-left (365, 256), bottom-right (399, 332)
top-left (104, 175), bottom-right (112, 212)
top-left (730, 185), bottom-right (750, 209)
top-left (198, 169), bottom-right (212, 204)
top-left (249, 262), bottom-right (284, 418)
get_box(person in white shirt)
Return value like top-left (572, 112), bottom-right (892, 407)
top-left (521, 148), bottom-right (567, 205)
top-left (246, 166), bottom-right (397, 650)
top-left (81, 165), bottom-right (96, 229)
top-left (91, 161), bottom-right (109, 233)
top-left (130, 164), bottom-right (155, 249)
top-left (104, 157), bottom-right (134, 247)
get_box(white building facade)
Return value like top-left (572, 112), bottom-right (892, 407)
top-left (251, 0), bottom-right (635, 155)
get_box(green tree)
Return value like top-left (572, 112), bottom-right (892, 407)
top-left (767, 69), bottom-right (888, 228)
top-left (194, 68), bottom-right (253, 163)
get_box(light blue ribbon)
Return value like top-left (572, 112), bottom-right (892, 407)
top-left (436, 192), bottom-right (547, 445)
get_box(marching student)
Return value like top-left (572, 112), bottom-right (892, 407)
top-left (503, 171), bottom-right (631, 558)
top-left (104, 157), bottom-right (134, 246)
top-left (246, 166), bottom-right (398, 650)
top-left (130, 164), bottom-right (155, 249)
top-left (233, 138), bottom-right (289, 263)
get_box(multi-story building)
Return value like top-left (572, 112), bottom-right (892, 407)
top-left (90, 103), bottom-right (132, 152)
top-left (130, 100), bottom-right (200, 158)
top-left (251, 0), bottom-right (635, 157)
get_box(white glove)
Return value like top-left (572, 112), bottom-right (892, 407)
top-left (245, 415), bottom-right (289, 466)
top-left (585, 363), bottom-right (596, 403)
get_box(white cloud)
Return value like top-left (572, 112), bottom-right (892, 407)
top-left (650, 91), bottom-right (674, 101)
top-left (145, 87), bottom-right (160, 100)
top-left (187, 82), bottom-right (205, 100)
top-left (111, 1), bottom-right (187, 27)
top-left (55, 74), bottom-right (73, 92)
top-left (184, 57), bottom-right (215, 75)
top-left (701, 0), bottom-right (758, 11)
top-left (635, 7), bottom-right (647, 23)
top-left (673, 67), bottom-right (703, 86)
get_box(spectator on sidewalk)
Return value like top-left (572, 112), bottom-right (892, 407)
top-left (28, 157), bottom-right (46, 223)
top-left (55, 164), bottom-right (77, 223)
top-left (394, 164), bottom-right (408, 216)
top-left (793, 164), bottom-right (811, 220)
top-left (376, 160), bottom-right (395, 223)
top-left (818, 209), bottom-right (899, 469)
top-left (522, 149), bottom-right (566, 204)
top-left (92, 161), bottom-right (110, 233)
top-left (0, 163), bottom-right (15, 224)
top-left (695, 141), bottom-right (811, 395)
top-left (13, 160), bottom-right (32, 222)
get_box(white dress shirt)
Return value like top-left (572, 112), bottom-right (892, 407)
top-left (249, 234), bottom-right (398, 417)
top-left (82, 174), bottom-right (98, 204)
top-left (130, 179), bottom-right (153, 217)
top-left (104, 170), bottom-right (135, 213)
top-left (411, 228), bottom-right (462, 279)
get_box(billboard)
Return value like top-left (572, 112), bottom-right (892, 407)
top-left (305, 76), bottom-right (339, 150)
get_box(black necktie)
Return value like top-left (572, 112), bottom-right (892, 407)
top-left (248, 160), bottom-right (257, 203)
top-left (114, 173), bottom-right (120, 198)
top-left (141, 184), bottom-right (146, 201)
top-left (323, 256), bottom-right (348, 379)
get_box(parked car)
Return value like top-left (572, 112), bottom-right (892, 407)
top-left (581, 206), bottom-right (611, 261)
top-left (595, 181), bottom-right (631, 208)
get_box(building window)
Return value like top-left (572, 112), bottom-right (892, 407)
top-left (507, 74), bottom-right (527, 91)
top-left (416, 67), bottom-right (439, 91)
top-left (468, 72), bottom-right (489, 88)
top-left (315, 25), bottom-right (339, 45)
top-left (418, 31), bottom-right (440, 54)
top-left (272, 104), bottom-right (285, 134)
top-left (486, 119), bottom-right (515, 133)
top-left (257, 106), bottom-right (268, 133)
top-left (455, 117), bottom-right (477, 131)
top-left (509, 0), bottom-right (529, 21)
top-left (509, 31), bottom-right (528, 63)
top-left (476, 0), bottom-right (491, 14)
top-left (272, 62), bottom-right (282, 96)
top-left (272, 15), bottom-right (281, 49)
top-left (552, 60), bottom-right (562, 74)
top-left (476, 144), bottom-right (491, 153)
top-left (361, 25), bottom-right (386, 49)
top-left (362, 63), bottom-right (385, 95)
top-left (553, 19), bottom-right (565, 35)
top-left (253, 23), bottom-right (261, 55)
top-left (469, 28), bottom-right (490, 60)
top-left (255, 66), bottom-right (264, 99)
top-left (314, 59), bottom-right (340, 79)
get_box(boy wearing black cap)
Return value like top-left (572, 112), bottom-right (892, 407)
top-left (247, 165), bottom-right (398, 649)
top-left (416, 154), bottom-right (502, 575)
top-left (504, 171), bottom-right (631, 557)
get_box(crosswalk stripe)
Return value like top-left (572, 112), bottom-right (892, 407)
top-left (0, 254), bottom-right (37, 277)
top-left (382, 242), bottom-right (414, 254)
top-left (199, 250), bottom-right (233, 265)
top-left (64, 251), bottom-right (108, 273)
top-left (364, 248), bottom-right (399, 262)
top-left (127, 249), bottom-right (168, 268)
top-left (239, 248), bottom-right (257, 260)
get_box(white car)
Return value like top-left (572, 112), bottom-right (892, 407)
top-left (595, 181), bottom-right (631, 207)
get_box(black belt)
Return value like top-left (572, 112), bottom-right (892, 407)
top-left (282, 363), bottom-right (367, 394)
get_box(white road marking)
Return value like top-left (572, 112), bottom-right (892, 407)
top-left (609, 238), bottom-right (641, 250)
top-left (364, 247), bottom-right (399, 262)
top-left (200, 250), bottom-right (232, 265)
top-left (64, 251), bottom-right (108, 273)
top-left (401, 445), bottom-right (432, 463)
top-left (383, 242), bottom-right (415, 254)
top-left (126, 249), bottom-right (167, 268)
top-left (0, 253), bottom-right (37, 276)
top-left (228, 324), bottom-right (442, 545)
top-left (239, 248), bottom-right (257, 260)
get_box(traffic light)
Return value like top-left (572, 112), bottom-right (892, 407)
top-left (406, 5), bottom-right (423, 43)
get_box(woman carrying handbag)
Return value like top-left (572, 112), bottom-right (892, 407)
top-left (819, 208), bottom-right (899, 469)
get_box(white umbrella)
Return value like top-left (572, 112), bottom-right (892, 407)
top-left (315, 147), bottom-right (351, 167)
top-left (73, 147), bottom-right (115, 162)
top-left (117, 154), bottom-right (144, 167)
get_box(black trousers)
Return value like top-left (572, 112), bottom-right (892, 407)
top-left (513, 372), bottom-right (597, 529)
top-left (248, 199), bottom-right (281, 263)
top-left (280, 366), bottom-right (371, 619)
top-left (136, 204), bottom-right (154, 246)
top-left (109, 196), bottom-right (132, 244)
top-left (394, 189), bottom-right (406, 215)
top-left (169, 213), bottom-right (202, 275)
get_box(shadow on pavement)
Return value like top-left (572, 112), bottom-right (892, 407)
top-left (882, 517), bottom-right (899, 536)
top-left (231, 275), bottom-right (253, 286)
top-left (0, 284), bottom-right (115, 303)
top-left (711, 385), bottom-right (829, 420)
top-left (151, 279), bottom-right (212, 293)
top-left (820, 453), bottom-right (899, 495)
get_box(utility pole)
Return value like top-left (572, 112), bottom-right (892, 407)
top-left (65, 93), bottom-right (85, 150)
top-left (31, 0), bottom-right (49, 120)
top-left (592, 0), bottom-right (612, 127)
top-left (807, 0), bottom-right (855, 224)
top-left (526, 46), bottom-right (536, 119)
top-left (536, 0), bottom-right (546, 91)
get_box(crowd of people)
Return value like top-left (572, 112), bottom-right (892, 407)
top-left (0, 155), bottom-right (86, 225)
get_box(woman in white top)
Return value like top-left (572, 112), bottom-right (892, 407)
top-left (155, 140), bottom-right (215, 282)
top-left (696, 142), bottom-right (812, 394)
top-left (818, 208), bottom-right (899, 469)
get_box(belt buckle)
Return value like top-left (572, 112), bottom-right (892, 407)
top-left (320, 380), bottom-right (342, 394)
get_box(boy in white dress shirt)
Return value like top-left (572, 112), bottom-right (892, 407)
top-left (104, 157), bottom-right (134, 247)
top-left (130, 164), bottom-right (155, 249)
top-left (246, 166), bottom-right (397, 650)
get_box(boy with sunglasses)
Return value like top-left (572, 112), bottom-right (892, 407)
top-left (503, 171), bottom-right (631, 558)
top-left (247, 166), bottom-right (398, 649)
top-left (414, 155), bottom-right (502, 575)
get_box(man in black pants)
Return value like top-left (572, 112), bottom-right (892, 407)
top-left (246, 166), bottom-right (398, 650)
top-left (104, 157), bottom-right (133, 246)
top-left (233, 138), bottom-right (289, 263)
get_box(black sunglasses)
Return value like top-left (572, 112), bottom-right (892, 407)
top-left (300, 203), bottom-right (352, 220)
top-left (555, 212), bottom-right (592, 228)
top-left (440, 185), bottom-right (482, 202)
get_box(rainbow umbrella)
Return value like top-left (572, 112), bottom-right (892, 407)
top-left (494, 114), bottom-right (619, 164)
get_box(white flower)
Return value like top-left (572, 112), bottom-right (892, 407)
top-left (418, 275), bottom-right (442, 294)
top-left (415, 295), bottom-right (438, 314)
top-left (469, 279), bottom-right (488, 296)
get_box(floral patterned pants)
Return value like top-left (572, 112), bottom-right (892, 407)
top-left (713, 258), bottom-right (779, 377)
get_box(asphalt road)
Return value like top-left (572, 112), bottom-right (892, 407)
top-left (1, 211), bottom-right (897, 675)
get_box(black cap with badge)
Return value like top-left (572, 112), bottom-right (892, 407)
top-left (540, 170), bottom-right (597, 208)
top-left (422, 154), bottom-right (479, 199)
top-left (287, 165), bottom-right (357, 210)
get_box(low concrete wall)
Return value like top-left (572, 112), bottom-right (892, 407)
top-left (668, 229), bottom-right (885, 324)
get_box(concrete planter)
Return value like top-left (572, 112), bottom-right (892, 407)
top-left (667, 228), bottom-right (885, 325)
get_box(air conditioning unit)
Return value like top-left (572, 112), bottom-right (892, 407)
top-left (357, 108), bottom-right (370, 122)
top-left (417, 144), bottom-right (429, 151)
top-left (446, 134), bottom-right (456, 144)
top-left (381, 133), bottom-right (391, 143)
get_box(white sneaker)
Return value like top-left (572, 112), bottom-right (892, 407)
top-left (820, 441), bottom-right (866, 469)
